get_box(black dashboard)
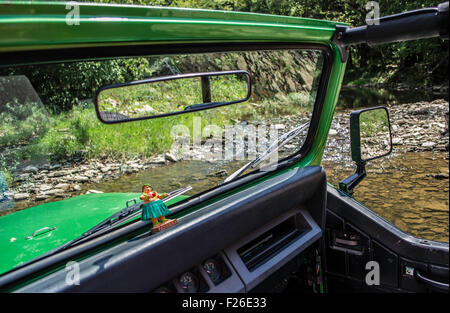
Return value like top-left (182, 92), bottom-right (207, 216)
top-left (12, 166), bottom-right (327, 293)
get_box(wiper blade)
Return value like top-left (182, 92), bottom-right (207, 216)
top-left (221, 122), bottom-right (309, 184)
top-left (80, 186), bottom-right (192, 239)
top-left (20, 186), bottom-right (192, 268)
top-left (67, 185), bottom-right (192, 245)
top-left (183, 101), bottom-right (226, 111)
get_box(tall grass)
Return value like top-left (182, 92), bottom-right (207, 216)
top-left (0, 100), bottom-right (49, 146)
top-left (0, 87), bottom-right (313, 172)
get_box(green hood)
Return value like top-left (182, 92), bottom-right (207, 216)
top-left (0, 193), bottom-right (187, 276)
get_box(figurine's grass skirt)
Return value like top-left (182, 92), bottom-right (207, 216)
top-left (142, 200), bottom-right (170, 220)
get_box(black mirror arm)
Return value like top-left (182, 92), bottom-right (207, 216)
top-left (339, 160), bottom-right (367, 195)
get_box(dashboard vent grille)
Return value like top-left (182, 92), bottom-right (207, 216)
top-left (237, 215), bottom-right (306, 272)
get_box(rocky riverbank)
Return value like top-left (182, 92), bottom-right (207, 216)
top-left (4, 154), bottom-right (177, 204)
top-left (389, 99), bottom-right (448, 152)
top-left (324, 99), bottom-right (449, 163)
top-left (3, 99), bottom-right (448, 210)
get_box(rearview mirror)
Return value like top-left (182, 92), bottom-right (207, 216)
top-left (94, 70), bottom-right (251, 124)
top-left (340, 106), bottom-right (392, 194)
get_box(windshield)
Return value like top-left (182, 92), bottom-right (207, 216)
top-left (0, 48), bottom-right (325, 275)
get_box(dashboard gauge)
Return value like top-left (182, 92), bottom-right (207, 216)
top-left (179, 272), bottom-right (199, 293)
top-left (203, 259), bottom-right (222, 284)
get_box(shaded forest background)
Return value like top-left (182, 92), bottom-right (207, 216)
top-left (82, 0), bottom-right (449, 87)
top-left (2, 0), bottom-right (449, 113)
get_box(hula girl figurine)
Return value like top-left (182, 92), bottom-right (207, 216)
top-left (140, 184), bottom-right (177, 233)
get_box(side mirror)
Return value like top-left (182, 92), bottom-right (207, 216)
top-left (94, 70), bottom-right (251, 124)
top-left (339, 106), bottom-right (392, 194)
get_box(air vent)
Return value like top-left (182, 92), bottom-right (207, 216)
top-left (237, 215), bottom-right (307, 272)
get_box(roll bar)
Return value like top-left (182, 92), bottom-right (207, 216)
top-left (334, 2), bottom-right (448, 61)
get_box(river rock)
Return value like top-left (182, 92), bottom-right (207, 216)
top-left (130, 163), bottom-right (143, 170)
top-left (422, 141), bottom-right (436, 148)
top-left (39, 184), bottom-right (53, 191)
top-left (49, 164), bottom-right (62, 170)
top-left (54, 183), bottom-right (70, 191)
top-left (35, 194), bottom-right (49, 201)
top-left (73, 175), bottom-right (89, 183)
top-left (13, 193), bottom-right (29, 201)
top-left (86, 190), bottom-right (104, 194)
top-left (44, 189), bottom-right (65, 196)
top-left (165, 153), bottom-right (178, 162)
top-left (48, 170), bottom-right (70, 178)
top-left (38, 164), bottom-right (50, 171)
top-left (432, 173), bottom-right (449, 179)
top-left (100, 166), bottom-right (111, 173)
top-left (22, 165), bottom-right (38, 173)
top-left (90, 175), bottom-right (104, 183)
top-left (14, 173), bottom-right (31, 182)
top-left (84, 170), bottom-right (98, 178)
top-left (121, 165), bottom-right (133, 174)
top-left (73, 184), bottom-right (81, 191)
top-left (329, 129), bottom-right (338, 136)
top-left (149, 155), bottom-right (166, 164)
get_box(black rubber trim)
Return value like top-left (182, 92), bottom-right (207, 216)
top-left (327, 185), bottom-right (449, 266)
top-left (415, 270), bottom-right (449, 292)
top-left (8, 166), bottom-right (326, 292)
top-left (1, 42), bottom-right (327, 67)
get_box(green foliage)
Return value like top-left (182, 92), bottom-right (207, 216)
top-left (81, 0), bottom-right (448, 87)
top-left (0, 100), bottom-right (50, 146)
top-left (360, 108), bottom-right (389, 137)
top-left (0, 58), bottom-right (153, 113)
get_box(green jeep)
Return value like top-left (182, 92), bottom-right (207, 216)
top-left (0, 1), bottom-right (448, 294)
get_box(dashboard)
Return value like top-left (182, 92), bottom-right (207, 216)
top-left (8, 166), bottom-right (327, 293)
top-left (153, 208), bottom-right (321, 293)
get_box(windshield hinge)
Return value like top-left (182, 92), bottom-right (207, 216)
top-left (332, 25), bottom-right (350, 63)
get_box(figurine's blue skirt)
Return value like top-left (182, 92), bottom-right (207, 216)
top-left (141, 200), bottom-right (170, 220)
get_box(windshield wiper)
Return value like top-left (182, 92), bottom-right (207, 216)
top-left (19, 186), bottom-right (192, 269)
top-left (63, 185), bottom-right (192, 247)
top-left (221, 122), bottom-right (310, 184)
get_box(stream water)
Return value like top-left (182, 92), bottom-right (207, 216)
top-left (323, 151), bottom-right (449, 243)
top-left (5, 87), bottom-right (450, 243)
top-left (337, 86), bottom-right (449, 110)
top-left (83, 87), bottom-right (449, 242)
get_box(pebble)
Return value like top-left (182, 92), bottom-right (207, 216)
top-left (432, 173), bottom-right (449, 179)
top-left (165, 153), bottom-right (178, 162)
top-left (149, 156), bottom-right (166, 164)
top-left (22, 165), bottom-right (38, 173)
top-left (54, 183), bottom-right (70, 191)
top-left (73, 175), bottom-right (89, 183)
top-left (329, 129), bottom-right (338, 136)
top-left (14, 173), bottom-right (30, 182)
top-left (35, 194), bottom-right (49, 201)
top-left (422, 142), bottom-right (436, 148)
top-left (43, 189), bottom-right (65, 196)
top-left (13, 193), bottom-right (29, 201)
top-left (86, 190), bottom-right (104, 194)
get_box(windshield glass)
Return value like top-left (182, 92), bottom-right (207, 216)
top-left (0, 48), bottom-right (325, 275)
